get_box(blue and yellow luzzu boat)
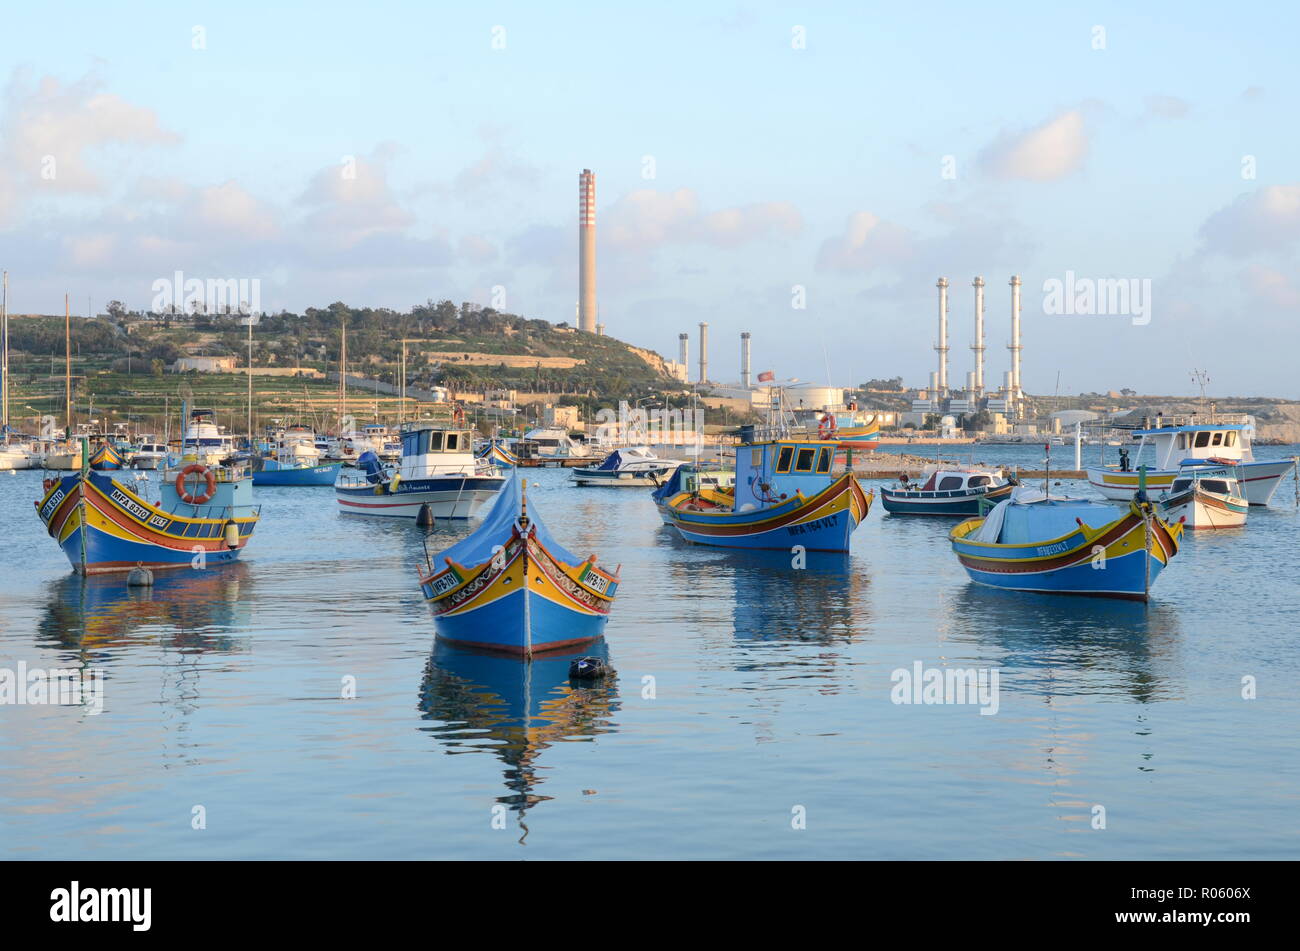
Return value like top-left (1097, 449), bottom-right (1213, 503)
top-left (948, 487), bottom-right (1182, 601)
top-left (667, 434), bottom-right (873, 552)
top-left (476, 439), bottom-right (517, 468)
top-left (418, 473), bottom-right (619, 655)
top-left (35, 455), bottom-right (260, 575)
top-left (87, 442), bottom-right (125, 470)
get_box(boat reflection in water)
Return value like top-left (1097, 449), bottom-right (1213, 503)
top-left (727, 549), bottom-right (865, 644)
top-left (37, 561), bottom-right (253, 657)
top-left (417, 639), bottom-right (619, 840)
top-left (947, 585), bottom-right (1184, 704)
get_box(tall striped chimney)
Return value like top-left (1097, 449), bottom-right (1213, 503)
top-left (935, 277), bottom-right (949, 396)
top-left (698, 321), bottom-right (709, 383)
top-left (740, 332), bottom-right (751, 388)
top-left (971, 276), bottom-right (985, 395)
top-left (578, 169), bottom-right (597, 333)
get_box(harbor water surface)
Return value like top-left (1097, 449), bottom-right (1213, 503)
top-left (2, 443), bottom-right (1298, 859)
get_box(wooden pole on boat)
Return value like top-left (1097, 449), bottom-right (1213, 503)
top-left (64, 294), bottom-right (72, 439)
top-left (1139, 464), bottom-right (1151, 599)
top-left (1043, 442), bottom-right (1050, 497)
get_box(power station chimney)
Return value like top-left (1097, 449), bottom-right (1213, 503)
top-left (972, 276), bottom-right (985, 395)
top-left (678, 332), bottom-right (689, 368)
top-left (935, 277), bottom-right (949, 396)
top-left (578, 169), bottom-right (597, 333)
top-left (740, 332), bottom-right (752, 388)
top-left (1009, 275), bottom-right (1022, 400)
top-left (698, 321), bottom-right (709, 383)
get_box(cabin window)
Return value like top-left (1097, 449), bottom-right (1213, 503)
top-left (751, 448), bottom-right (762, 467)
top-left (969, 476), bottom-right (990, 487)
top-left (938, 476), bottom-right (963, 490)
top-left (1173, 479), bottom-right (1190, 492)
top-left (1211, 432), bottom-right (1223, 446)
top-left (1194, 431), bottom-right (1211, 448)
top-left (815, 447), bottom-right (832, 473)
top-left (1202, 480), bottom-right (1229, 494)
top-left (1224, 432), bottom-right (1237, 447)
top-left (776, 447), bottom-right (794, 472)
top-left (795, 448), bottom-right (816, 472)
top-left (428, 432), bottom-right (443, 452)
top-left (446, 433), bottom-right (459, 451)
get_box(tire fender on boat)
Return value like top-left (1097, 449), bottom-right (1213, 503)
top-left (388, 473), bottom-right (402, 494)
top-left (223, 520), bottom-right (240, 548)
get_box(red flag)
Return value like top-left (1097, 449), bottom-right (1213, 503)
top-left (757, 370), bottom-right (775, 382)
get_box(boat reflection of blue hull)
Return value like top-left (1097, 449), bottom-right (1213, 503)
top-left (252, 462), bottom-right (342, 486)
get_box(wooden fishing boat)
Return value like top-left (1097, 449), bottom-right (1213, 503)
top-left (35, 447), bottom-right (260, 574)
top-left (650, 464), bottom-right (736, 524)
top-left (476, 439), bottom-right (517, 468)
top-left (667, 435), bottom-right (873, 552)
top-left (880, 467), bottom-right (1015, 516)
top-left (418, 473), bottom-right (619, 655)
top-left (1086, 415), bottom-right (1290, 506)
top-left (335, 422), bottom-right (504, 519)
top-left (949, 486), bottom-right (1182, 601)
top-left (1158, 464), bottom-right (1248, 529)
top-left (87, 442), bottom-right (125, 470)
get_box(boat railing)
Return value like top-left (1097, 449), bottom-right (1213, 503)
top-left (1113, 412), bottom-right (1250, 429)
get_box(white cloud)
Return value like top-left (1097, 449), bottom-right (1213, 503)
top-left (816, 211), bottom-right (914, 273)
top-left (1199, 184), bottom-right (1300, 256)
top-left (978, 110), bottom-right (1088, 182)
top-left (605, 188), bottom-right (801, 249)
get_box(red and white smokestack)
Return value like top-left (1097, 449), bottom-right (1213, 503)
top-left (698, 321), bottom-right (709, 383)
top-left (935, 277), bottom-right (949, 396)
top-left (972, 276), bottom-right (985, 395)
top-left (578, 169), bottom-right (597, 333)
top-left (740, 332), bottom-right (751, 388)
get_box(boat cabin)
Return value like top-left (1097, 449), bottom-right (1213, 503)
top-left (1125, 422), bottom-right (1250, 471)
top-left (398, 422), bottom-right (478, 478)
top-left (902, 470), bottom-right (998, 494)
top-left (735, 439), bottom-right (837, 505)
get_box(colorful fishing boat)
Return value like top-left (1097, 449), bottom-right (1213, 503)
top-left (34, 445), bottom-right (260, 574)
top-left (815, 411), bottom-right (881, 450)
top-left (570, 446), bottom-right (680, 486)
top-left (87, 442), bottom-right (125, 470)
top-left (948, 486), bottom-right (1182, 601)
top-left (1157, 464), bottom-right (1248, 529)
top-left (335, 422), bottom-right (505, 518)
top-left (418, 472), bottom-right (620, 655)
top-left (1086, 415), bottom-right (1290, 506)
top-left (252, 426), bottom-right (342, 486)
top-left (880, 467), bottom-right (1015, 516)
top-left (650, 464), bottom-right (736, 524)
top-left (476, 439), bottom-right (517, 468)
top-left (667, 434), bottom-right (873, 551)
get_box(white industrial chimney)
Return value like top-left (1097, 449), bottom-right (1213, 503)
top-left (972, 276), bottom-right (985, 395)
top-left (698, 321), bottom-right (709, 383)
top-left (935, 277), bottom-right (949, 396)
top-left (578, 170), bottom-right (597, 333)
top-left (678, 333), bottom-right (689, 367)
top-left (1009, 275), bottom-right (1022, 400)
top-left (740, 332), bottom-right (752, 388)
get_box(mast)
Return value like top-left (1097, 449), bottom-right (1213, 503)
top-left (1, 271), bottom-right (8, 432)
top-left (64, 293), bottom-right (72, 438)
top-left (338, 318), bottom-right (348, 429)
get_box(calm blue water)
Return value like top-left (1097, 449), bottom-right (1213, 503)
top-left (2, 445), bottom-right (1298, 859)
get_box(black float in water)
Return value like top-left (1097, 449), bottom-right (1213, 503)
top-left (416, 503), bottom-right (435, 528)
top-left (569, 656), bottom-right (612, 680)
top-left (127, 564), bottom-right (154, 587)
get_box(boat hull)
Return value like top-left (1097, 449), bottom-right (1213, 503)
top-left (1159, 487), bottom-right (1248, 529)
top-left (571, 467), bottom-right (676, 487)
top-left (1087, 459), bottom-right (1290, 506)
top-left (880, 481), bottom-right (1014, 516)
top-left (421, 529), bottom-right (616, 656)
top-left (35, 472), bottom-right (259, 575)
top-left (949, 502), bottom-right (1181, 601)
top-left (669, 473), bottom-right (872, 552)
top-left (336, 475), bottom-right (504, 518)
top-left (253, 462), bottom-right (342, 486)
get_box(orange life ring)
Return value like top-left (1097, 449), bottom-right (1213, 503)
top-left (818, 416), bottom-right (837, 439)
top-left (176, 464), bottom-right (217, 505)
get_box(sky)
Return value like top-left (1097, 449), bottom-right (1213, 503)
top-left (0, 1), bottom-right (1297, 397)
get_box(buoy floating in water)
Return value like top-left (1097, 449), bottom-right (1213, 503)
top-left (127, 564), bottom-right (154, 587)
top-left (416, 502), bottom-right (435, 528)
top-left (569, 656), bottom-right (612, 680)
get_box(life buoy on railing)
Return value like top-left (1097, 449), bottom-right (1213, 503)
top-left (818, 415), bottom-right (837, 439)
top-left (176, 464), bottom-right (217, 505)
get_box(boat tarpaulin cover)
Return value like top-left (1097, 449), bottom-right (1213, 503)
top-left (434, 471), bottom-right (582, 568)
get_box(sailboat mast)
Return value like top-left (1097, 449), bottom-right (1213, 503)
top-left (246, 311), bottom-right (253, 448)
top-left (64, 293), bottom-right (71, 436)
top-left (339, 319), bottom-right (348, 428)
top-left (1, 270), bottom-right (8, 432)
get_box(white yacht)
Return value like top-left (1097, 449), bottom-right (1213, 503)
top-left (571, 446), bottom-right (682, 486)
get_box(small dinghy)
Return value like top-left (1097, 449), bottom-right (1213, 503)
top-left (570, 446), bottom-right (680, 486)
top-left (880, 467), bottom-right (1015, 516)
top-left (1158, 463), bottom-right (1248, 529)
top-left (418, 472), bottom-right (620, 655)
